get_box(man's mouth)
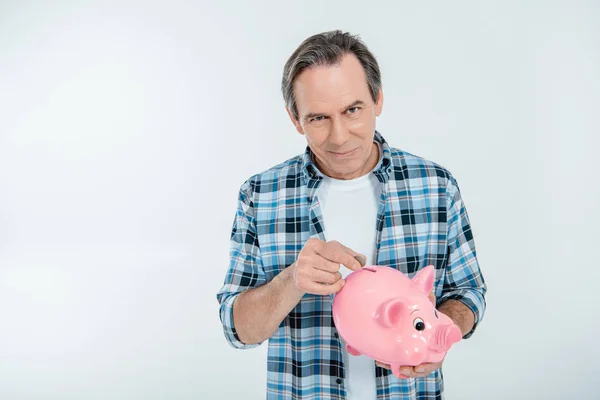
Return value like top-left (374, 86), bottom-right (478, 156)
top-left (328, 148), bottom-right (358, 157)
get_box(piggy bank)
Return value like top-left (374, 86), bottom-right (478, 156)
top-left (332, 265), bottom-right (462, 378)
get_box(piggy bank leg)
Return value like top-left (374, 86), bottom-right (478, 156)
top-left (391, 364), bottom-right (410, 380)
top-left (345, 344), bottom-right (362, 356)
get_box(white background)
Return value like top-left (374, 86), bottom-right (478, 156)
top-left (1, 1), bottom-right (599, 399)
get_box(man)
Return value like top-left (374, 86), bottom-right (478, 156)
top-left (216, 30), bottom-right (486, 399)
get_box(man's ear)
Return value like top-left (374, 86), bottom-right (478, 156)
top-left (286, 107), bottom-right (304, 135)
top-left (375, 88), bottom-right (384, 117)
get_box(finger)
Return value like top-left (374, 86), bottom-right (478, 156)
top-left (414, 362), bottom-right (441, 374)
top-left (334, 241), bottom-right (367, 267)
top-left (354, 254), bottom-right (367, 268)
top-left (317, 241), bottom-right (363, 271)
top-left (310, 269), bottom-right (342, 285)
top-left (428, 291), bottom-right (436, 305)
top-left (312, 256), bottom-right (342, 273)
top-left (413, 368), bottom-right (433, 376)
top-left (399, 366), bottom-right (415, 378)
top-left (303, 278), bottom-right (345, 295)
top-left (395, 366), bottom-right (412, 379)
top-left (297, 244), bottom-right (340, 273)
top-left (375, 361), bottom-right (390, 369)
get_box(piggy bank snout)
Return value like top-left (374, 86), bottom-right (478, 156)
top-left (431, 324), bottom-right (462, 352)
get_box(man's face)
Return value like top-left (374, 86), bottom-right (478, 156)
top-left (288, 53), bottom-right (383, 180)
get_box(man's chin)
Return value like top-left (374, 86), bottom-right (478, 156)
top-left (328, 167), bottom-right (363, 180)
top-left (315, 156), bottom-right (364, 179)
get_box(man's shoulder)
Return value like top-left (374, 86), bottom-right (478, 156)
top-left (388, 146), bottom-right (456, 185)
top-left (238, 154), bottom-right (305, 196)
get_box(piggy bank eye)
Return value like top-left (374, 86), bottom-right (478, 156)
top-left (434, 309), bottom-right (439, 319)
top-left (413, 318), bottom-right (425, 331)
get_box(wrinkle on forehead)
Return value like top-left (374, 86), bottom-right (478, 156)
top-left (293, 53), bottom-right (372, 117)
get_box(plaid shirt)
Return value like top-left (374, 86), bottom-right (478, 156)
top-left (217, 131), bottom-right (486, 399)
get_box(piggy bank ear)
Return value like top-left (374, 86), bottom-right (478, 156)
top-left (412, 265), bottom-right (435, 294)
top-left (376, 297), bottom-right (411, 328)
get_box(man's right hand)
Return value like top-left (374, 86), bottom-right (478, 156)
top-left (291, 238), bottom-right (366, 295)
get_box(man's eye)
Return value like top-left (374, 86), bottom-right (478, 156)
top-left (311, 116), bottom-right (325, 122)
top-left (347, 107), bottom-right (359, 114)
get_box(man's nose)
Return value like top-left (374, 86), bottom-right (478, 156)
top-left (328, 118), bottom-right (350, 146)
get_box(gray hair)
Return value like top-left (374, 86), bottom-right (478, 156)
top-left (281, 30), bottom-right (382, 121)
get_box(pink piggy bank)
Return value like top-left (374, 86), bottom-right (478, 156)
top-left (332, 265), bottom-right (462, 378)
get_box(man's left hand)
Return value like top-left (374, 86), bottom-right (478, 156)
top-left (375, 359), bottom-right (444, 379)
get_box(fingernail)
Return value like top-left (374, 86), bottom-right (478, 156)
top-left (415, 367), bottom-right (425, 373)
top-left (354, 255), bottom-right (366, 267)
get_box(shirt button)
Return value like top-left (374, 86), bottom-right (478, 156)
top-left (336, 378), bottom-right (342, 384)
top-left (334, 332), bottom-right (339, 338)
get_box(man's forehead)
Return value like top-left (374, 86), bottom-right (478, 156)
top-left (293, 60), bottom-right (370, 116)
top-left (294, 56), bottom-right (366, 91)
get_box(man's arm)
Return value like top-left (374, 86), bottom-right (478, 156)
top-left (216, 181), bottom-right (270, 349)
top-left (216, 181), bottom-right (362, 348)
top-left (232, 264), bottom-right (304, 345)
top-left (233, 238), bottom-right (364, 345)
top-left (436, 176), bottom-right (487, 339)
top-left (438, 299), bottom-right (475, 337)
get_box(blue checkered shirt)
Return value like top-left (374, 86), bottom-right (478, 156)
top-left (216, 131), bottom-right (487, 399)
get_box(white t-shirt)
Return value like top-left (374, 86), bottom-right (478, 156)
top-left (317, 145), bottom-right (383, 399)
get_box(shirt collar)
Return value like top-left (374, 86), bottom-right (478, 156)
top-left (301, 130), bottom-right (393, 185)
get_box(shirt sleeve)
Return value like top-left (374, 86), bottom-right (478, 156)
top-left (437, 176), bottom-right (487, 339)
top-left (216, 179), bottom-right (267, 349)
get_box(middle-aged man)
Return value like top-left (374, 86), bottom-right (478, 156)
top-left (217, 30), bottom-right (487, 399)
